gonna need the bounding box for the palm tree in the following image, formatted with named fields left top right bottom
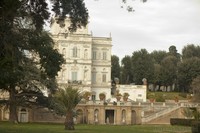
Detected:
left=52, top=86, right=82, bottom=130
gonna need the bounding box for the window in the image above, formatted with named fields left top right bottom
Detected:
left=84, top=49, right=88, bottom=59
left=72, top=72, right=77, bottom=81
left=92, top=95, right=96, bottom=101
left=138, top=94, right=142, bottom=97
left=73, top=46, right=77, bottom=57
left=62, top=70, right=66, bottom=80
left=62, top=48, right=66, bottom=58
left=92, top=51, right=97, bottom=60
left=102, top=74, right=106, bottom=82
left=103, top=51, right=107, bottom=60
left=92, top=72, right=96, bottom=83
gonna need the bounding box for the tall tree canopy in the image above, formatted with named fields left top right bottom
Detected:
left=182, top=44, right=200, bottom=60
left=159, top=55, right=178, bottom=89
left=131, top=49, right=154, bottom=85
left=150, top=50, right=167, bottom=65
left=121, top=55, right=133, bottom=84
left=157, top=46, right=180, bottom=91
left=0, top=0, right=88, bottom=122
left=150, top=50, right=168, bottom=91
left=111, top=55, right=120, bottom=82
left=177, top=57, right=200, bottom=92
left=191, top=76, right=200, bottom=102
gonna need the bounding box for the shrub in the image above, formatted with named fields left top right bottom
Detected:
left=170, top=118, right=193, bottom=126
left=191, top=121, right=200, bottom=133
left=82, top=91, right=91, bottom=101
left=156, top=95, right=165, bottom=102
left=179, top=93, right=187, bottom=98
left=147, top=93, right=155, bottom=99
left=182, top=108, right=194, bottom=119
left=99, top=93, right=106, bottom=101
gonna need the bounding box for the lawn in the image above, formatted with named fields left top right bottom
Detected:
left=0, top=122, right=192, bottom=133
left=147, top=92, right=189, bottom=101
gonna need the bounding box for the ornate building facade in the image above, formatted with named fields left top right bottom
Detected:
left=50, top=18, right=112, bottom=101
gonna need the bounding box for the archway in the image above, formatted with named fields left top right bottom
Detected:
left=94, top=109, right=99, bottom=124
left=131, top=110, right=136, bottom=124
left=105, top=110, right=114, bottom=124
left=19, top=108, right=28, bottom=122
left=76, top=109, right=84, bottom=124
left=121, top=109, right=126, bottom=124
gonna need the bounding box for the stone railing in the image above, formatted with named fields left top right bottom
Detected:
left=141, top=106, right=180, bottom=123
left=141, top=102, right=200, bottom=123
left=68, top=80, right=82, bottom=85
left=78, top=100, right=200, bottom=108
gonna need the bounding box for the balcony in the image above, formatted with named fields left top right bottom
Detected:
left=68, top=80, right=82, bottom=85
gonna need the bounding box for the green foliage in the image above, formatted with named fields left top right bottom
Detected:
left=182, top=44, right=200, bottom=60
left=155, top=95, right=165, bottom=102
left=147, top=92, right=188, bottom=100
left=0, top=0, right=88, bottom=122
left=0, top=122, right=192, bottom=133
left=121, top=55, right=133, bottom=84
left=160, top=55, right=178, bottom=87
left=131, top=49, right=154, bottom=84
left=182, top=108, right=194, bottom=119
left=168, top=45, right=181, bottom=61
left=150, top=50, right=168, bottom=65
left=191, top=121, right=200, bottom=133
left=50, top=86, right=82, bottom=115
left=123, top=92, right=129, bottom=97
left=170, top=118, right=193, bottom=126
left=147, top=92, right=155, bottom=99
left=82, top=91, right=91, bottom=101
left=178, top=93, right=187, bottom=98
left=111, top=55, right=121, bottom=81
left=178, top=57, right=200, bottom=92
left=190, top=108, right=200, bottom=120
left=191, top=76, right=200, bottom=102
left=99, top=93, right=106, bottom=100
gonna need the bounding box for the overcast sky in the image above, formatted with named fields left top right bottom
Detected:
left=84, top=0, right=200, bottom=59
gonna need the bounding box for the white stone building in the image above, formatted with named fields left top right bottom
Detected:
left=50, top=18, right=112, bottom=101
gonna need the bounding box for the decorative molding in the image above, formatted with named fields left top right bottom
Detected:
left=83, top=45, right=90, bottom=48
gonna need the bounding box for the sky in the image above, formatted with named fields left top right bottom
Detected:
left=84, top=0, right=200, bottom=59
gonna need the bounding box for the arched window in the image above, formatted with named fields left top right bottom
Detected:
left=76, top=109, right=84, bottom=124
left=73, top=46, right=77, bottom=57
left=122, top=109, right=126, bottom=124
left=94, top=109, right=99, bottom=123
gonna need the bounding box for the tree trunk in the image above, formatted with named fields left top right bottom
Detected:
left=65, top=111, right=75, bottom=130
left=9, top=86, right=18, bottom=123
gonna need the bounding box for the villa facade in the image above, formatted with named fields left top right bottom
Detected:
left=0, top=18, right=146, bottom=125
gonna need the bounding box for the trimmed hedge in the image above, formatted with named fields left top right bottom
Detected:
left=191, top=121, right=200, bottom=133
left=170, top=118, right=193, bottom=126
left=170, top=118, right=200, bottom=133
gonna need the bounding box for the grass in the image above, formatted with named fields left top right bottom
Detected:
left=147, top=92, right=189, bottom=101
left=0, top=122, right=192, bottom=133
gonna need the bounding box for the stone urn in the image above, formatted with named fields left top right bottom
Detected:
left=99, top=93, right=106, bottom=101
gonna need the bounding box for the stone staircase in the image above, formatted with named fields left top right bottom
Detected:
left=142, top=105, right=181, bottom=124
left=141, top=102, right=200, bottom=124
